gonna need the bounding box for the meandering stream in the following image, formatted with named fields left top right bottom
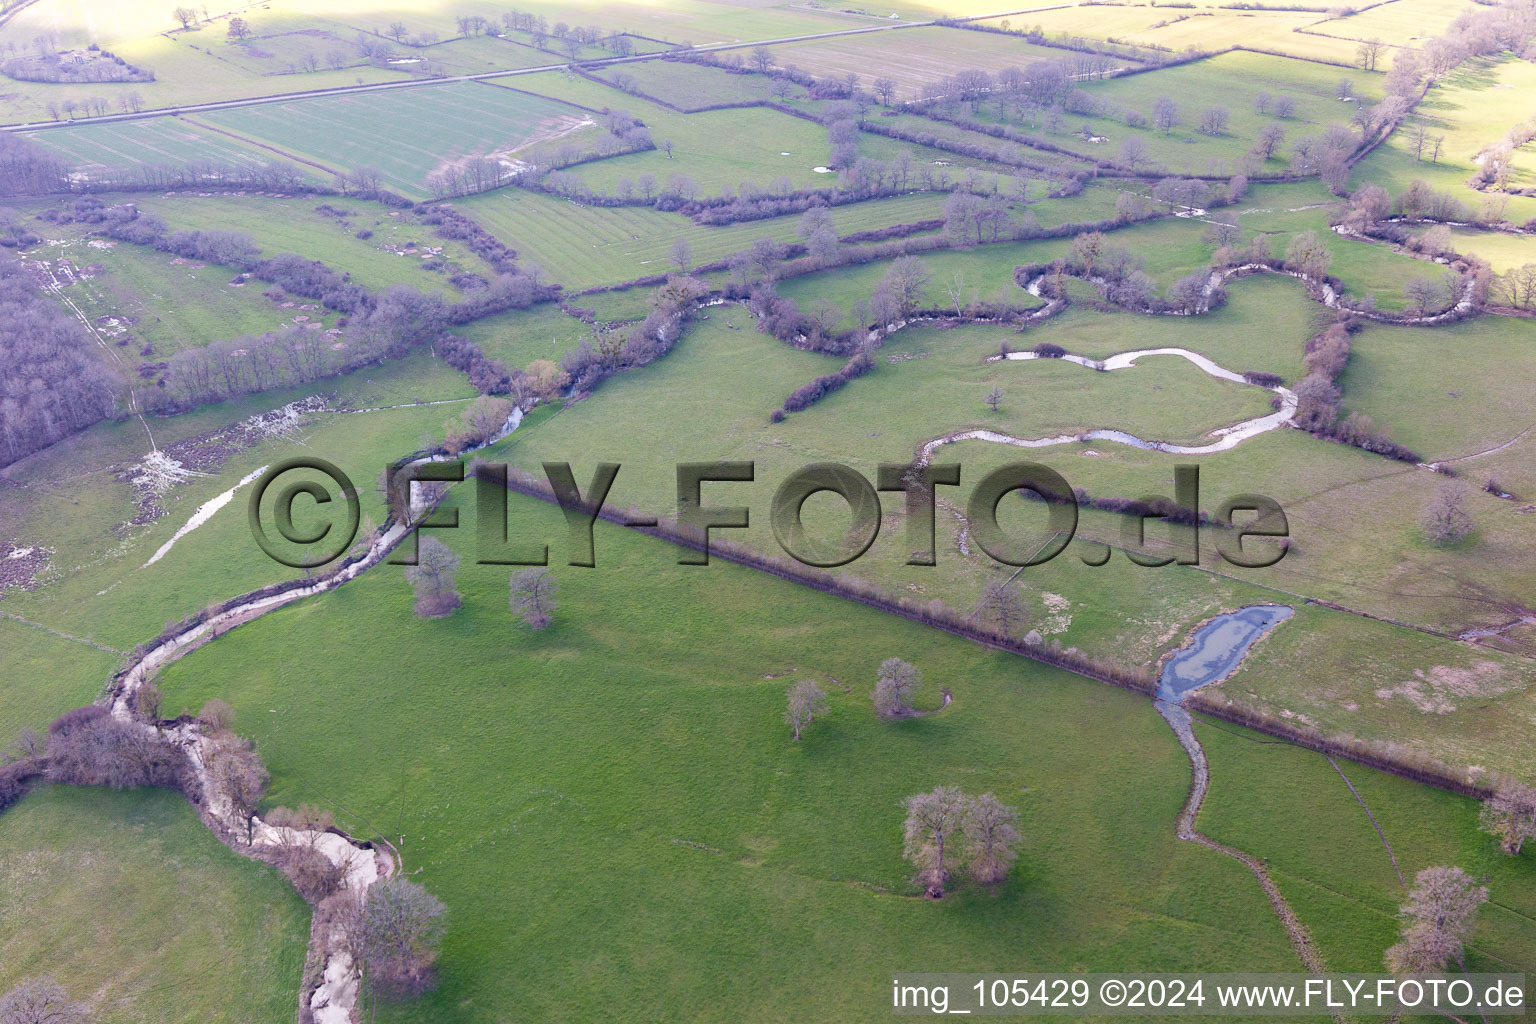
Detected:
left=918, top=347, right=1297, bottom=464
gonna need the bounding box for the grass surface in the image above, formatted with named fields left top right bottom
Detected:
left=0, top=785, right=310, bottom=1023
left=1196, top=717, right=1536, bottom=975
left=154, top=488, right=1303, bottom=1023
left=128, top=192, right=497, bottom=295
left=198, top=80, right=592, bottom=194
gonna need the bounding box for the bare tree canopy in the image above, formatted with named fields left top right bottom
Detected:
left=510, top=567, right=557, bottom=629
left=784, top=679, right=828, bottom=740
left=0, top=977, right=87, bottom=1024
left=1481, top=780, right=1536, bottom=855
left=1421, top=482, right=1474, bottom=546
left=406, top=536, right=462, bottom=617
left=359, top=877, right=448, bottom=998
left=973, top=580, right=1029, bottom=638
left=872, top=657, right=920, bottom=719
left=903, top=786, right=968, bottom=896
left=964, top=792, right=1022, bottom=884
left=1385, top=865, right=1487, bottom=974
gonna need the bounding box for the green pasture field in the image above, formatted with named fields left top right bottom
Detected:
left=0, top=623, right=120, bottom=745
left=0, top=350, right=477, bottom=739
left=593, top=58, right=807, bottom=109
left=454, top=188, right=951, bottom=290
left=197, top=81, right=593, bottom=194
left=1356, top=56, right=1536, bottom=224
left=555, top=104, right=838, bottom=195
left=128, top=192, right=498, bottom=295
left=23, top=117, right=303, bottom=175
left=454, top=303, right=598, bottom=369
left=0, top=785, right=310, bottom=1024
left=757, top=26, right=1137, bottom=103
left=1042, top=51, right=1383, bottom=178
left=0, top=28, right=405, bottom=126
left=467, top=269, right=1536, bottom=772
left=21, top=235, right=329, bottom=358
left=1220, top=200, right=1458, bottom=310
left=875, top=111, right=1094, bottom=175
left=969, top=8, right=1372, bottom=65
left=213, top=26, right=371, bottom=76
left=153, top=486, right=1303, bottom=1023
left=1195, top=719, right=1536, bottom=975
left=1340, top=313, right=1536, bottom=460
left=279, top=0, right=868, bottom=47
left=1446, top=228, right=1536, bottom=275
left=1309, top=0, right=1478, bottom=47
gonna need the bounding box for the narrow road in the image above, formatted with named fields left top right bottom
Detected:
left=1, top=4, right=1080, bottom=131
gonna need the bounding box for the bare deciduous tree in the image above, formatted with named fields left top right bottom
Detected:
left=1356, top=36, right=1386, bottom=71
left=1420, top=481, right=1473, bottom=546
left=172, top=6, right=198, bottom=29
left=1384, top=866, right=1487, bottom=974
left=0, top=977, right=87, bottom=1024
left=358, top=877, right=447, bottom=999
left=406, top=536, right=462, bottom=617
left=509, top=567, right=557, bottom=629
left=985, top=385, right=1003, bottom=412
left=963, top=792, right=1022, bottom=884
left=903, top=786, right=968, bottom=896
left=881, top=256, right=932, bottom=315
left=784, top=679, right=828, bottom=740
left=872, top=657, right=920, bottom=719
left=973, top=580, right=1028, bottom=638
left=205, top=727, right=268, bottom=843
left=1480, top=780, right=1536, bottom=855
left=669, top=236, right=692, bottom=274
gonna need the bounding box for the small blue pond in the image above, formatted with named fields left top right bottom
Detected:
left=1157, top=605, right=1294, bottom=703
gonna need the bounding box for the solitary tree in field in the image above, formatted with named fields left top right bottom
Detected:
left=1202, top=214, right=1239, bottom=248
left=963, top=792, right=1022, bottom=884
left=784, top=679, right=828, bottom=741
left=509, top=567, right=557, bottom=629
left=1271, top=94, right=1296, bottom=118
left=873, top=76, right=896, bottom=106
left=660, top=138, right=675, bottom=159
left=1481, top=780, right=1536, bottom=855
left=1253, top=90, right=1272, bottom=114
left=406, top=536, right=462, bottom=617
left=669, top=236, right=692, bottom=274
left=1421, top=482, right=1474, bottom=546
left=387, top=20, right=408, bottom=43
left=1152, top=95, right=1178, bottom=135
left=872, top=657, right=920, bottom=719
left=985, top=385, right=1003, bottom=412
left=973, top=579, right=1028, bottom=638
left=0, top=977, right=87, bottom=1024
left=1117, top=135, right=1149, bottom=171
left=1254, top=121, right=1286, bottom=160
left=1385, top=866, right=1487, bottom=974
left=172, top=6, right=198, bottom=28
left=226, top=15, right=249, bottom=39
left=903, top=787, right=968, bottom=896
